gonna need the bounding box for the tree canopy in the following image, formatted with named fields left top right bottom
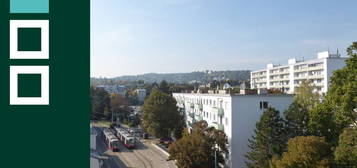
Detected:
left=272, top=136, right=332, bottom=168
left=309, top=42, right=357, bottom=143
left=294, top=80, right=320, bottom=111
left=91, top=87, right=111, bottom=120
left=334, top=128, right=357, bottom=167
left=284, top=102, right=310, bottom=138
left=245, top=107, right=287, bottom=168
left=159, top=80, right=170, bottom=94
left=141, top=88, right=181, bottom=138
left=169, top=121, right=228, bottom=168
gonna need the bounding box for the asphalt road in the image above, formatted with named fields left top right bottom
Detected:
left=95, top=127, right=127, bottom=168
left=93, top=126, right=177, bottom=168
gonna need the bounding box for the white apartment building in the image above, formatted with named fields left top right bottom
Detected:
left=136, top=89, right=147, bottom=102
left=172, top=93, right=293, bottom=168
left=97, top=85, right=126, bottom=96
left=251, top=51, right=347, bottom=94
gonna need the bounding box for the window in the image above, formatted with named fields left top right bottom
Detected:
left=260, top=101, right=269, bottom=109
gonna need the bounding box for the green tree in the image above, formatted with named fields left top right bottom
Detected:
left=294, top=80, right=320, bottom=111
left=308, top=103, right=338, bottom=143
left=272, top=136, right=332, bottom=168
left=90, top=87, right=111, bottom=120
left=325, top=42, right=357, bottom=129
left=309, top=42, right=357, bottom=143
left=159, top=80, right=170, bottom=94
left=334, top=128, right=357, bottom=168
left=173, top=112, right=186, bottom=139
left=168, top=121, right=228, bottom=168
left=284, top=80, right=320, bottom=139
left=110, top=94, right=130, bottom=123
left=284, top=102, right=310, bottom=138
left=141, top=88, right=180, bottom=138
left=245, top=107, right=287, bottom=168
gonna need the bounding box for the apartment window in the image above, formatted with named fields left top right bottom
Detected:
left=260, top=101, right=269, bottom=109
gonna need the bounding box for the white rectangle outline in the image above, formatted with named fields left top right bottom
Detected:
left=10, top=20, right=49, bottom=59
left=10, top=66, right=49, bottom=105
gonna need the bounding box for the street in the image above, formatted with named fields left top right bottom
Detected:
left=94, top=126, right=177, bottom=168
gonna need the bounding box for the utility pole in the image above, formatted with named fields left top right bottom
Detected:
left=215, top=150, right=217, bottom=168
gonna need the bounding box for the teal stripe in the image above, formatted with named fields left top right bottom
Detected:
left=10, top=0, right=49, bottom=13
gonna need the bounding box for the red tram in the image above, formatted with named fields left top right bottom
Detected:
left=115, top=127, right=135, bottom=149
left=102, top=128, right=120, bottom=152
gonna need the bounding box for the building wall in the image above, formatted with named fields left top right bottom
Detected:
left=231, top=95, right=293, bottom=168
left=90, top=127, right=97, bottom=150
left=324, top=58, right=346, bottom=93
left=173, top=93, right=293, bottom=168
left=251, top=51, right=347, bottom=94
left=136, top=89, right=146, bottom=101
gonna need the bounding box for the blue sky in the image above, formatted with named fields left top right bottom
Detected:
left=91, top=0, right=357, bottom=77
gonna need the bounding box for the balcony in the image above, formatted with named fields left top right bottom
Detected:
left=308, top=74, right=324, bottom=79
left=307, top=65, right=324, bottom=71
left=187, top=121, right=193, bottom=127
left=187, top=116, right=193, bottom=123
left=212, top=107, right=224, bottom=116
left=294, top=75, right=308, bottom=80
left=269, top=78, right=283, bottom=82
left=188, top=103, right=194, bottom=109
left=271, top=70, right=289, bottom=75
left=196, top=103, right=203, bottom=111
left=212, top=122, right=224, bottom=131
left=294, top=68, right=308, bottom=72
left=178, top=108, right=185, bottom=113
left=188, top=112, right=195, bottom=118
left=196, top=115, right=203, bottom=121
left=218, top=108, right=224, bottom=117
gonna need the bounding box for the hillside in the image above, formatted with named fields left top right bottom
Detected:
left=92, top=70, right=251, bottom=84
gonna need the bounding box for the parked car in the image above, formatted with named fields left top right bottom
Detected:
left=142, top=133, right=149, bottom=139
left=159, top=137, right=173, bottom=144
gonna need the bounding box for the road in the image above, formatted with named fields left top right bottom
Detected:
left=94, top=126, right=177, bottom=168
left=95, top=127, right=127, bottom=168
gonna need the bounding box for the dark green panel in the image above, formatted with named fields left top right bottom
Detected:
left=18, top=74, right=42, bottom=97
left=18, top=28, right=42, bottom=51
left=0, top=0, right=90, bottom=167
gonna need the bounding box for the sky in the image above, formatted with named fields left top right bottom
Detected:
left=91, top=0, right=357, bottom=77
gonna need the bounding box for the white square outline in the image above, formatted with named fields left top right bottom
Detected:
left=10, top=66, right=49, bottom=105
left=10, top=20, right=49, bottom=59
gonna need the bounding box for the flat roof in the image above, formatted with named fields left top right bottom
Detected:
left=251, top=57, right=348, bottom=73
left=173, top=93, right=294, bottom=97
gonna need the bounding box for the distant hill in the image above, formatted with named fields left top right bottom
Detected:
left=92, top=70, right=251, bottom=84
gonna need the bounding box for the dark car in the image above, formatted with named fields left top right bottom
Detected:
left=142, top=133, right=149, bottom=139
left=159, top=137, right=173, bottom=144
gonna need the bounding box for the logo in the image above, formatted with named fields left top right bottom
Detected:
left=9, top=0, right=49, bottom=105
